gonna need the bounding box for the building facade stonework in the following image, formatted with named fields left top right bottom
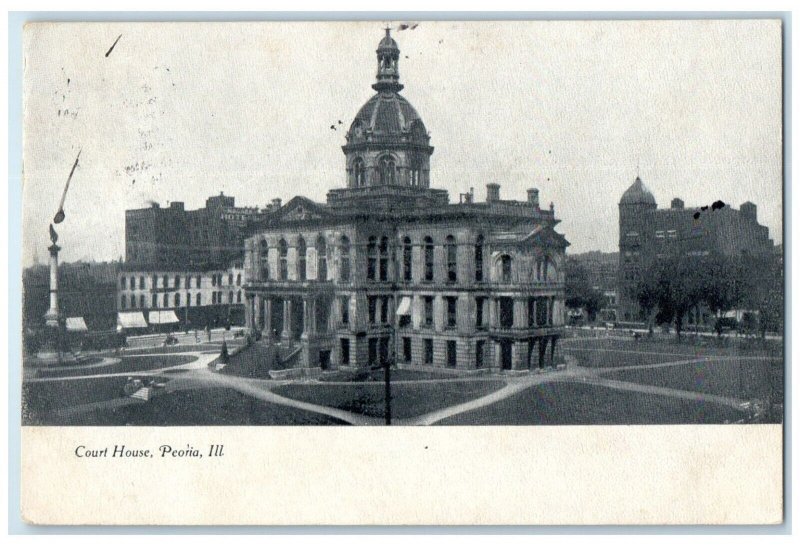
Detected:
left=243, top=31, right=569, bottom=372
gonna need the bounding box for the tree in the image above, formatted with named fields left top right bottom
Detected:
left=565, top=258, right=605, bottom=321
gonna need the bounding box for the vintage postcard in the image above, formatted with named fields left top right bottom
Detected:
left=19, top=20, right=784, bottom=525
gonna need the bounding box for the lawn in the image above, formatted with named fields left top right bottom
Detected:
left=437, top=381, right=748, bottom=425
left=561, top=336, right=782, bottom=369
left=71, top=387, right=348, bottom=425
left=272, top=379, right=505, bottom=419
left=33, top=354, right=196, bottom=378
left=22, top=376, right=134, bottom=424
left=602, top=358, right=782, bottom=401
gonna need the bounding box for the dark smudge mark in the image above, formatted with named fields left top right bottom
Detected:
left=693, top=212, right=701, bottom=219
left=711, top=200, right=725, bottom=211
left=105, top=34, right=122, bottom=58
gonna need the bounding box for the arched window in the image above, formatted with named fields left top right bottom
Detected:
left=196, top=293, right=201, bottom=306
left=278, top=239, right=288, bottom=280
left=402, top=236, right=412, bottom=281
left=474, top=234, right=485, bottom=282
left=367, top=236, right=377, bottom=281
left=228, top=291, right=233, bottom=303
left=228, top=273, right=233, bottom=285
left=353, top=157, right=366, bottom=187
left=174, top=275, right=180, bottom=289
left=237, top=291, right=242, bottom=303
left=130, top=294, right=136, bottom=308
left=340, top=236, right=351, bottom=282
left=316, top=235, right=327, bottom=281
left=196, top=275, right=201, bottom=288
left=423, top=236, right=434, bottom=281
left=236, top=273, right=241, bottom=286
left=163, top=293, right=169, bottom=307
left=297, top=237, right=307, bottom=281
left=140, top=295, right=145, bottom=308
left=445, top=235, right=457, bottom=283
left=139, top=276, right=145, bottom=289
left=120, top=277, right=126, bottom=289
left=378, top=156, right=396, bottom=185
left=163, top=275, right=169, bottom=288
left=379, top=236, right=389, bottom=281
left=175, top=293, right=181, bottom=307
left=120, top=295, right=126, bottom=309
left=152, top=275, right=158, bottom=288
left=500, top=255, right=513, bottom=282
left=130, top=276, right=135, bottom=289
left=259, top=239, right=269, bottom=280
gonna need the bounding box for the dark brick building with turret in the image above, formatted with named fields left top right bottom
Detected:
left=618, top=176, right=775, bottom=323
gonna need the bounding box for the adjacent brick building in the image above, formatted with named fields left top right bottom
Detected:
left=617, top=176, right=775, bottom=323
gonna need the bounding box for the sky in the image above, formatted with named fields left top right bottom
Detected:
left=22, top=20, right=783, bottom=266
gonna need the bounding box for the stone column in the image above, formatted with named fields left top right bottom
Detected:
left=550, top=336, right=558, bottom=368
left=44, top=243, right=61, bottom=328
left=301, top=297, right=309, bottom=339
left=245, top=295, right=254, bottom=331
left=281, top=299, right=292, bottom=341
left=263, top=298, right=273, bottom=340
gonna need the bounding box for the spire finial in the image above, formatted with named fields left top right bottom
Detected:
left=373, top=28, right=403, bottom=93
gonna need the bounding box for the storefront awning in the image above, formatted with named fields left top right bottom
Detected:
left=117, top=311, right=148, bottom=329
left=65, top=317, right=88, bottom=332
left=396, top=296, right=412, bottom=316
left=148, top=310, right=180, bottom=324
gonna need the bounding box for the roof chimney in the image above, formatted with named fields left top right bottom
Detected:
left=271, top=198, right=282, bottom=210
left=671, top=198, right=684, bottom=209
left=486, top=183, right=500, bottom=203
left=740, top=201, right=757, bottom=222
left=527, top=188, right=540, bottom=208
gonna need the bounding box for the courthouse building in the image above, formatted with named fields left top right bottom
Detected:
left=242, top=30, right=569, bottom=371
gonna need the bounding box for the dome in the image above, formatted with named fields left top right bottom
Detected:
left=378, top=32, right=398, bottom=50
left=620, top=176, right=656, bottom=206
left=347, top=92, right=428, bottom=143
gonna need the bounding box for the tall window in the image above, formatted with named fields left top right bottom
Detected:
left=212, top=274, right=217, bottom=287
left=139, top=276, right=145, bottom=289
left=228, top=291, right=233, bottom=303
left=153, top=275, right=158, bottom=288
left=380, top=296, right=390, bottom=324
left=445, top=235, right=457, bottom=283
left=163, top=275, right=169, bottom=288
left=152, top=294, right=158, bottom=308
left=423, top=236, right=434, bottom=281
left=140, top=294, right=145, bottom=308
left=378, top=155, right=396, bottom=185
left=237, top=291, right=242, bottom=303
left=316, top=235, right=327, bottom=281
left=474, top=234, right=484, bottom=282
left=236, top=273, right=241, bottom=286
left=196, top=275, right=201, bottom=288
left=379, top=236, right=389, bottom=281
left=175, top=293, right=181, bottom=307
left=130, top=294, right=136, bottom=308
left=174, top=275, right=180, bottom=289
left=340, top=296, right=349, bottom=324
left=476, top=297, right=485, bottom=328
left=500, top=255, right=512, bottom=282
left=259, top=240, right=269, bottom=280
left=368, top=297, right=377, bottom=324
left=446, top=296, right=457, bottom=328
left=424, top=296, right=434, bottom=327
left=130, top=276, right=135, bottom=289
left=499, top=297, right=514, bottom=328
left=340, top=236, right=351, bottom=282
left=163, top=293, right=169, bottom=307
left=402, top=237, right=412, bottom=281
left=120, top=295, right=126, bottom=309
left=367, top=236, right=377, bottom=281
left=353, top=157, right=366, bottom=187
left=424, top=339, right=433, bottom=365
left=278, top=239, right=288, bottom=280
left=196, top=293, right=201, bottom=306
left=297, top=237, right=307, bottom=281
left=120, top=277, right=126, bottom=289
